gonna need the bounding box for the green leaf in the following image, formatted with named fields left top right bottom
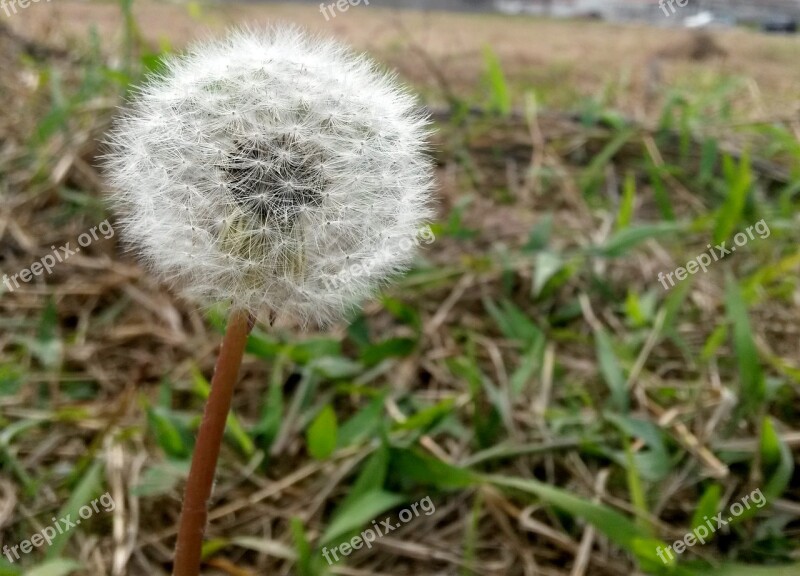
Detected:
left=245, top=332, right=283, bottom=359
left=0, top=364, right=24, bottom=397
left=482, top=47, right=511, bottom=117
left=533, top=252, right=564, bottom=297
left=624, top=439, right=652, bottom=535
left=131, top=460, right=189, bottom=497
left=760, top=417, right=794, bottom=500
left=713, top=153, right=752, bottom=244
left=591, top=222, right=685, bottom=258
left=395, top=398, right=455, bottom=433
left=338, top=394, right=386, bottom=448
left=605, top=413, right=670, bottom=482
left=0, top=562, right=21, bottom=575
left=624, top=290, right=655, bottom=328
left=691, top=484, right=722, bottom=536
left=698, top=137, right=719, bottom=186
left=483, top=299, right=543, bottom=344
left=701, top=325, right=728, bottom=362
left=580, top=128, right=636, bottom=192
left=0, top=555, right=21, bottom=575
left=605, top=414, right=668, bottom=457
left=316, top=447, right=396, bottom=557
left=725, top=277, right=765, bottom=412
left=661, top=277, right=692, bottom=335
left=389, top=449, right=477, bottom=492
left=594, top=328, right=629, bottom=413
left=348, top=444, right=391, bottom=498
left=509, top=342, right=544, bottom=396
left=310, top=357, right=364, bottom=380
left=322, top=490, right=407, bottom=545
left=646, top=162, right=676, bottom=221
left=247, top=334, right=341, bottom=365
left=487, top=475, right=666, bottom=568
left=522, top=213, right=553, bottom=252
left=447, top=354, right=504, bottom=448
left=146, top=406, right=192, bottom=459
left=24, top=560, right=81, bottom=576
left=306, top=405, right=338, bottom=460
left=21, top=299, right=63, bottom=369
left=46, top=462, right=104, bottom=559
left=290, top=518, right=314, bottom=576
left=347, top=314, right=371, bottom=348
left=616, top=172, right=637, bottom=230
left=255, top=355, right=287, bottom=451
left=287, top=338, right=343, bottom=364
left=201, top=538, right=231, bottom=560
left=381, top=297, right=422, bottom=332
left=462, top=492, right=482, bottom=575
left=360, top=338, right=416, bottom=366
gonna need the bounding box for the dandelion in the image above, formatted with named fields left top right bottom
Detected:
left=104, top=26, right=434, bottom=576
left=106, top=26, right=433, bottom=326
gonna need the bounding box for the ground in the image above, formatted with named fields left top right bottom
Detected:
left=0, top=3, right=798, bottom=576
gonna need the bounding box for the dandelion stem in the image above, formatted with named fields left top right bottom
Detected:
left=173, top=308, right=255, bottom=576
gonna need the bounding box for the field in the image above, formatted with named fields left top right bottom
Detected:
left=0, top=2, right=799, bottom=576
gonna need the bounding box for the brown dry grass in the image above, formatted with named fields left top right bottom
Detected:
left=1, top=4, right=799, bottom=576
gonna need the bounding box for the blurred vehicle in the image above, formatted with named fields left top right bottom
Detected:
left=762, top=16, right=798, bottom=33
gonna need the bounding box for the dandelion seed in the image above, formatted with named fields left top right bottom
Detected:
left=106, top=26, right=435, bottom=326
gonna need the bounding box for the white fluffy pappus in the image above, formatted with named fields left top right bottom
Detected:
left=105, top=26, right=435, bottom=325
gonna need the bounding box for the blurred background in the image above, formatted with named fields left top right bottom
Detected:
left=1, top=1, right=799, bottom=575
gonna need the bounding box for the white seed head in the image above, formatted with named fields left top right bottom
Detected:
left=105, top=26, right=435, bottom=326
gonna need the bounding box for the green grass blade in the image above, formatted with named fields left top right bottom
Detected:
left=487, top=475, right=666, bottom=568
left=724, top=277, right=766, bottom=413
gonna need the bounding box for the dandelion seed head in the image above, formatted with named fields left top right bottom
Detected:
left=105, top=26, right=435, bottom=325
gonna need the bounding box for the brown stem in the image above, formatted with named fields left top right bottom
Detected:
left=173, top=309, right=254, bottom=576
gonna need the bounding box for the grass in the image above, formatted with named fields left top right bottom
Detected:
left=0, top=2, right=798, bottom=575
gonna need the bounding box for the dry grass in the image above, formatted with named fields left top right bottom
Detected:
left=0, top=3, right=799, bottom=576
